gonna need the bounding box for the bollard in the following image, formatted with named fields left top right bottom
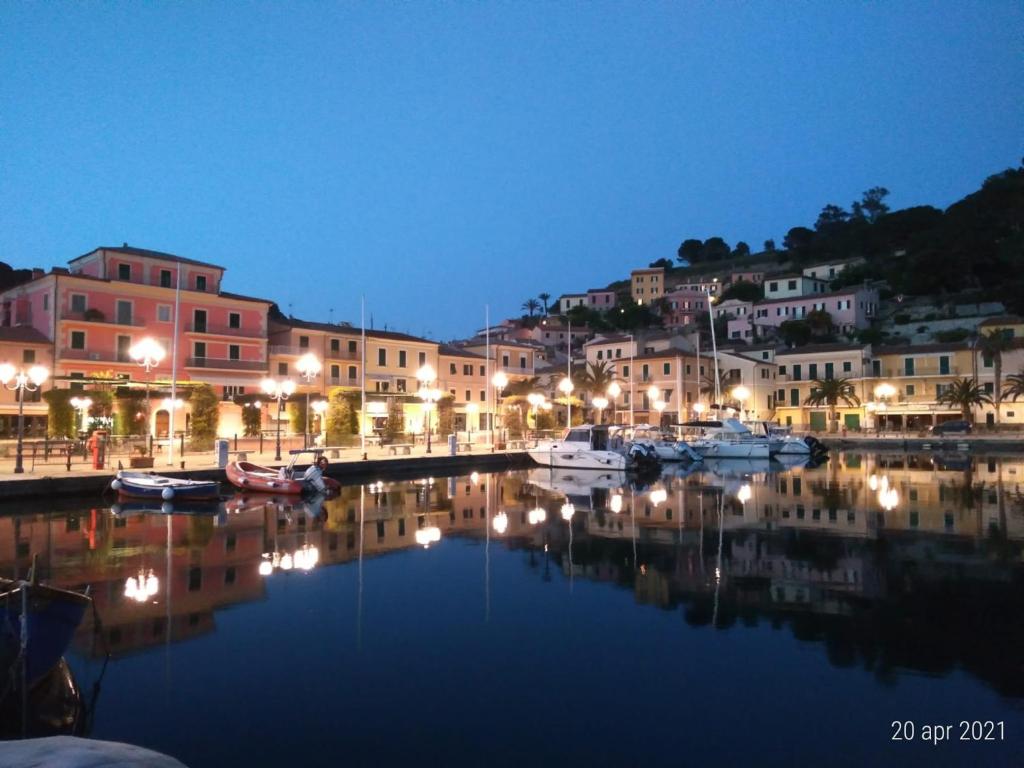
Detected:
left=259, top=432, right=264, bottom=454
left=180, top=433, right=185, bottom=456
left=234, top=433, right=238, bottom=451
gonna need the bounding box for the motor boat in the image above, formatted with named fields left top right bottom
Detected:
left=683, top=418, right=770, bottom=459
left=226, top=448, right=341, bottom=496
left=111, top=471, right=220, bottom=501
left=529, top=425, right=662, bottom=471
left=527, top=467, right=627, bottom=495
left=109, top=499, right=225, bottom=517
left=744, top=421, right=828, bottom=457
left=615, top=424, right=702, bottom=463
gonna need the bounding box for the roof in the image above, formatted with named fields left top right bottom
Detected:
left=273, top=311, right=430, bottom=343
left=978, top=315, right=1024, bottom=327
left=439, top=344, right=485, bottom=359
left=586, top=287, right=615, bottom=294
left=631, top=267, right=664, bottom=274
left=765, top=272, right=822, bottom=281
left=212, top=291, right=274, bottom=305
left=874, top=341, right=969, bottom=355
left=72, top=245, right=224, bottom=271
left=776, top=342, right=867, bottom=356
left=753, top=285, right=876, bottom=307
left=0, top=326, right=50, bottom=344
left=558, top=292, right=587, bottom=299
left=803, top=257, right=865, bottom=269
left=584, top=335, right=632, bottom=345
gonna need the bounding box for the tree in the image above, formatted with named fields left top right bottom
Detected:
left=384, top=398, right=404, bottom=440
left=42, top=389, right=75, bottom=438
left=979, top=329, right=1013, bottom=424
left=783, top=226, right=815, bottom=253
left=851, top=186, right=890, bottom=223
left=437, top=394, right=454, bottom=437
left=677, top=238, right=703, bottom=264
left=649, top=257, right=674, bottom=269
left=1002, top=371, right=1024, bottom=403
left=732, top=241, right=751, bottom=258
left=114, top=392, right=146, bottom=436
left=815, top=204, right=850, bottom=231
left=778, top=319, right=813, bottom=347
left=522, top=298, right=541, bottom=317
left=188, top=383, right=220, bottom=450
left=763, top=239, right=776, bottom=252
left=803, top=378, right=860, bottom=432
left=719, top=280, right=763, bottom=303
left=700, top=237, right=731, bottom=262
left=577, top=361, right=616, bottom=397
left=806, top=309, right=835, bottom=338
left=700, top=370, right=732, bottom=403
left=241, top=399, right=263, bottom=437
left=286, top=398, right=307, bottom=434
left=936, top=378, right=992, bottom=423
left=538, top=292, right=552, bottom=315
left=325, top=387, right=357, bottom=444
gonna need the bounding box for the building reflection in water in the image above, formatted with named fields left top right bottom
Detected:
left=0, top=452, right=1022, bottom=695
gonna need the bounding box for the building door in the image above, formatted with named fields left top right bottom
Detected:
left=193, top=309, right=207, bottom=333
left=116, top=300, right=132, bottom=325
left=116, top=335, right=131, bottom=362
left=986, top=413, right=995, bottom=427
left=843, top=413, right=860, bottom=430
left=809, top=412, right=827, bottom=431
left=155, top=409, right=170, bottom=438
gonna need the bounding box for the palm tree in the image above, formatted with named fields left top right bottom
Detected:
left=803, top=377, right=861, bottom=432
left=538, top=293, right=551, bottom=315
left=1002, top=371, right=1024, bottom=402
left=700, top=370, right=733, bottom=405
left=521, top=298, right=541, bottom=317
left=979, top=329, right=1013, bottom=424
left=935, top=377, right=993, bottom=423
left=576, top=361, right=616, bottom=396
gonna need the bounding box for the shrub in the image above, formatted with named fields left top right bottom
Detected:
left=286, top=398, right=307, bottom=435
left=894, top=313, right=911, bottom=325
left=384, top=398, right=404, bottom=441
left=241, top=400, right=262, bottom=437
left=188, top=383, right=219, bottom=450
left=437, top=394, right=454, bottom=437
left=114, top=393, right=146, bottom=436
left=325, top=387, right=357, bottom=444
left=42, top=389, right=76, bottom=438
left=933, top=328, right=970, bottom=343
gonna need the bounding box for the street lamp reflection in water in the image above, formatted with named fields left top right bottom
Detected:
left=560, top=502, right=575, bottom=521
left=527, top=507, right=547, bottom=525
left=492, top=512, right=508, bottom=534
left=124, top=569, right=159, bottom=603
left=610, top=493, right=623, bottom=513
left=415, top=526, right=442, bottom=548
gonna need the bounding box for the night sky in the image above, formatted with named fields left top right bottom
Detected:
left=2, top=2, right=1021, bottom=339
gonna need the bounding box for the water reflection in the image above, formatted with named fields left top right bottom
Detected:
left=0, top=451, right=1022, bottom=701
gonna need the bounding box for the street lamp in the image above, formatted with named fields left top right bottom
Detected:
left=607, top=381, right=621, bottom=424
left=70, top=396, right=92, bottom=435
left=129, top=337, right=166, bottom=439
left=654, top=399, right=667, bottom=427
left=527, top=392, right=545, bottom=432
left=465, top=402, right=478, bottom=443
left=693, top=402, right=706, bottom=419
left=0, top=364, right=49, bottom=474
left=558, top=376, right=574, bottom=427
left=647, top=384, right=660, bottom=418
left=491, top=371, right=508, bottom=447
left=417, top=364, right=440, bottom=453
left=261, top=377, right=296, bottom=461
left=592, top=396, right=609, bottom=425
left=311, top=399, right=328, bottom=444
left=296, top=353, right=322, bottom=449
left=731, top=385, right=751, bottom=418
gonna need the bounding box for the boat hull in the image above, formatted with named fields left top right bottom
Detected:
left=225, top=461, right=340, bottom=496
left=692, top=441, right=770, bottom=459
left=528, top=447, right=626, bottom=471
left=112, top=471, right=220, bottom=501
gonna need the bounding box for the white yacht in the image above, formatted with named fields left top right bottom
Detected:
left=528, top=425, right=627, bottom=471
left=684, top=418, right=771, bottom=459
left=615, top=424, right=703, bottom=463
left=745, top=420, right=812, bottom=455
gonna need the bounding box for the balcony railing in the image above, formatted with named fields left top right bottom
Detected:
left=187, top=322, right=263, bottom=338
left=269, top=344, right=359, bottom=360
left=186, top=357, right=267, bottom=371
left=61, top=310, right=146, bottom=327
left=60, top=348, right=126, bottom=363
left=879, top=365, right=962, bottom=378
left=327, top=376, right=360, bottom=387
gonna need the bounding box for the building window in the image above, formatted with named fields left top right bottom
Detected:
left=904, top=358, right=915, bottom=376
left=348, top=365, right=356, bottom=380
left=792, top=365, right=801, bottom=381
left=229, top=344, right=240, bottom=361
left=465, top=389, right=471, bottom=401
left=843, top=361, right=852, bottom=373
left=193, top=309, right=207, bottom=333
left=790, top=388, right=799, bottom=407
left=396, top=379, right=406, bottom=393
left=824, top=362, right=834, bottom=379
left=520, top=355, right=527, bottom=369
left=157, top=305, right=171, bottom=322
left=462, top=364, right=471, bottom=375
left=193, top=341, right=206, bottom=359
left=278, top=362, right=287, bottom=375
left=809, top=363, right=818, bottom=379
left=905, top=384, right=915, bottom=396
left=70, top=331, right=85, bottom=350
left=330, top=338, right=340, bottom=354
left=939, top=355, right=950, bottom=375
left=42, top=294, right=48, bottom=310
left=70, top=294, right=86, bottom=313
left=195, top=275, right=207, bottom=291
left=160, top=269, right=172, bottom=288
left=480, top=390, right=486, bottom=401
left=788, top=280, right=797, bottom=290
left=378, top=348, right=386, bottom=366
left=419, top=351, right=426, bottom=366
left=398, top=350, right=407, bottom=368
left=116, top=300, right=133, bottom=325
left=330, top=364, right=340, bottom=380
left=502, top=354, right=510, bottom=368
left=348, top=340, right=357, bottom=354
left=622, top=365, right=629, bottom=378
left=118, top=263, right=131, bottom=281
left=663, top=362, right=670, bottom=375
left=229, top=312, right=241, bottom=329
left=23, top=349, right=35, bottom=363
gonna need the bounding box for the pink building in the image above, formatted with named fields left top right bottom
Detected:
left=662, top=289, right=709, bottom=329
left=0, top=245, right=272, bottom=437
left=727, top=270, right=764, bottom=285
left=586, top=288, right=617, bottom=311
left=728, top=285, right=879, bottom=340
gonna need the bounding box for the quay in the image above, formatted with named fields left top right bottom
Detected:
left=0, top=443, right=534, bottom=503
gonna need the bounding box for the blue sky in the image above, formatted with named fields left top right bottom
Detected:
left=2, top=2, right=1021, bottom=339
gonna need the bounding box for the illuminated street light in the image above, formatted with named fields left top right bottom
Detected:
left=129, top=337, right=166, bottom=439
left=737, top=484, right=752, bottom=504
left=261, top=377, right=296, bottom=460
left=592, top=395, right=609, bottom=425
left=610, top=493, right=623, bottom=513
left=296, top=352, right=322, bottom=449
left=559, top=377, right=574, bottom=427
left=70, top=396, right=92, bottom=435
left=607, top=381, right=622, bottom=424
left=491, top=371, right=508, bottom=447
left=0, top=364, right=50, bottom=474
left=560, top=502, right=575, bottom=521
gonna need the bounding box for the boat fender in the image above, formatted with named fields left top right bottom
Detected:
left=161, top=487, right=175, bottom=500
left=161, top=502, right=174, bottom=514
left=240, top=478, right=248, bottom=485
left=111, top=479, right=122, bottom=491
left=110, top=503, right=122, bottom=516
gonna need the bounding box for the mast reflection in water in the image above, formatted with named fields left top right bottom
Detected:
left=1, top=451, right=1022, bottom=766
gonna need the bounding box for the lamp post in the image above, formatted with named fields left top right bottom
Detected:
left=873, top=382, right=895, bottom=432
left=527, top=393, right=545, bottom=433
left=592, top=396, right=608, bottom=425
left=261, top=377, right=295, bottom=461
left=296, top=353, right=322, bottom=449
left=693, top=402, right=706, bottom=420
left=129, top=337, right=166, bottom=439
left=311, top=399, right=328, bottom=444
left=607, top=381, right=621, bottom=424
left=558, top=376, right=574, bottom=427
left=647, top=385, right=660, bottom=421
left=731, top=385, right=751, bottom=420
left=654, top=399, right=667, bottom=428
left=0, top=364, right=49, bottom=474
left=70, top=396, right=92, bottom=436
left=465, top=402, right=478, bottom=444
left=416, top=364, right=440, bottom=453
left=491, top=371, right=508, bottom=447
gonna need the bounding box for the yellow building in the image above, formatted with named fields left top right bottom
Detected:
left=630, top=267, right=665, bottom=305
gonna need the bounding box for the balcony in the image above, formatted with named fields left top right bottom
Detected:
left=60, top=348, right=126, bottom=363
left=327, top=376, right=361, bottom=387
left=187, top=322, right=263, bottom=338
left=879, top=365, right=961, bottom=378
left=270, top=344, right=359, bottom=360
left=186, top=357, right=268, bottom=371
left=61, top=310, right=145, bottom=327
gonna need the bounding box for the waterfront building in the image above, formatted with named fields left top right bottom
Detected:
left=0, top=326, right=53, bottom=438
left=763, top=273, right=829, bottom=300
left=586, top=288, right=617, bottom=311
left=671, top=277, right=721, bottom=296
left=661, top=289, right=709, bottom=329
left=726, top=269, right=764, bottom=286
left=630, top=267, right=665, bottom=304
left=438, top=344, right=489, bottom=433
left=557, top=293, right=588, bottom=314
left=0, top=245, right=272, bottom=438
left=772, top=343, right=871, bottom=430
left=459, top=338, right=538, bottom=382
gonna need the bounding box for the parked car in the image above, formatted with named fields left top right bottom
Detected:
left=931, top=420, right=972, bottom=435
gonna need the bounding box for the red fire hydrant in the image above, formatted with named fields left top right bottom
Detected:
left=87, top=429, right=108, bottom=470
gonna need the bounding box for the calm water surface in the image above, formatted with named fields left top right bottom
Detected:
left=3, top=451, right=1024, bottom=767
